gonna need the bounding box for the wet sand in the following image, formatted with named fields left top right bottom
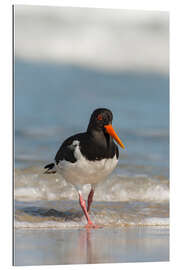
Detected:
left=14, top=226, right=169, bottom=266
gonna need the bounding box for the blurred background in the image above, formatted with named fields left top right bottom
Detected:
left=14, top=5, right=169, bottom=178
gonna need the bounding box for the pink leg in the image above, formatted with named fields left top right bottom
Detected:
left=87, top=189, right=94, bottom=213
left=79, top=192, right=101, bottom=229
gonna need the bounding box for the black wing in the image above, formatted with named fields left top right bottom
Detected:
left=55, top=133, right=83, bottom=164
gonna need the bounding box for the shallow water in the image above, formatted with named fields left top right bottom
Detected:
left=15, top=227, right=169, bottom=265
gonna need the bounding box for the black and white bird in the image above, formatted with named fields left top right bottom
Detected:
left=44, top=108, right=125, bottom=228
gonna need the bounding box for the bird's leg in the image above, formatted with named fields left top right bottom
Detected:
left=78, top=191, right=101, bottom=229
left=79, top=192, right=93, bottom=225
left=87, top=188, right=94, bottom=213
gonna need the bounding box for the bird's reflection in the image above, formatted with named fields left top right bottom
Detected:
left=78, top=228, right=95, bottom=264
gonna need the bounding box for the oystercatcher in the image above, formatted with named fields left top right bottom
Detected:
left=44, top=108, right=125, bottom=228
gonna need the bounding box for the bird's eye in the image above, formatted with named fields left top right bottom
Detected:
left=97, top=114, right=103, bottom=121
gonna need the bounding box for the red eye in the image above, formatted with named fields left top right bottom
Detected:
left=97, top=114, right=103, bottom=121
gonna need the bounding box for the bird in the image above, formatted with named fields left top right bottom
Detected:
left=44, top=108, right=125, bottom=228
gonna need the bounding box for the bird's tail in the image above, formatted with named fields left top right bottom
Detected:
left=44, top=163, right=56, bottom=174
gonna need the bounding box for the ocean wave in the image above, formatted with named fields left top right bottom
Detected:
left=14, top=166, right=169, bottom=203
left=15, top=6, right=169, bottom=73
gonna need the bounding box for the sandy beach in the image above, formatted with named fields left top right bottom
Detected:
left=14, top=226, right=169, bottom=266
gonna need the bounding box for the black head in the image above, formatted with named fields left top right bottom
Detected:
left=87, top=108, right=125, bottom=149
left=87, top=108, right=113, bottom=132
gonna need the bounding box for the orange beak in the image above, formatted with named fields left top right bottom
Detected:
left=104, top=124, right=125, bottom=149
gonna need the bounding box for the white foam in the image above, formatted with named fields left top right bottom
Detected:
left=14, top=167, right=169, bottom=203
left=15, top=220, right=82, bottom=229
left=15, top=187, right=41, bottom=201
left=95, top=174, right=169, bottom=203
left=15, top=217, right=169, bottom=229
left=143, top=217, right=169, bottom=226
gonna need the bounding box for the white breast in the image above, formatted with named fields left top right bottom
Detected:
left=55, top=140, right=118, bottom=186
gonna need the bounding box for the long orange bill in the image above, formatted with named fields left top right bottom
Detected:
left=104, top=124, right=125, bottom=149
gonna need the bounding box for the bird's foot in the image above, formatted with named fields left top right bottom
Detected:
left=85, top=222, right=102, bottom=229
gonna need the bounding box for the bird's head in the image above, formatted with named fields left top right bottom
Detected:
left=87, top=108, right=125, bottom=149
